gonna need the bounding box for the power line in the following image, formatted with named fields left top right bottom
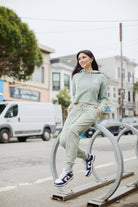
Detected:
left=35, top=25, right=119, bottom=34
left=34, top=24, right=138, bottom=35
left=21, top=17, right=138, bottom=23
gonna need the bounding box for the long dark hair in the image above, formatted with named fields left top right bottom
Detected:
left=72, top=50, right=99, bottom=77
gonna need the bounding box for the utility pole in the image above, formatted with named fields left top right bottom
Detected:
left=120, top=23, right=124, bottom=118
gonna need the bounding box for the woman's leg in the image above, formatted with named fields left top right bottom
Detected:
left=61, top=104, right=97, bottom=172
left=54, top=104, right=97, bottom=186
left=60, top=105, right=88, bottom=163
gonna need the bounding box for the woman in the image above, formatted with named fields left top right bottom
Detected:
left=54, top=50, right=108, bottom=187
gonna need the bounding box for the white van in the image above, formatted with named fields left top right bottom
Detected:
left=0, top=101, right=57, bottom=143
left=54, top=104, right=63, bottom=133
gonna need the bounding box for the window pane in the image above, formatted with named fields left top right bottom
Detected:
left=5, top=105, right=18, bottom=118
left=53, top=74, right=60, bottom=81
left=41, top=67, right=44, bottom=83
left=64, top=74, right=70, bottom=90
left=128, top=72, right=131, bottom=82
left=118, top=67, right=120, bottom=78
left=123, top=89, right=125, bottom=99
left=123, top=68, right=125, bottom=79
left=0, top=104, right=7, bottom=114
left=31, top=67, right=45, bottom=83
left=128, top=91, right=131, bottom=102
left=13, top=105, right=18, bottom=116
left=52, top=73, right=60, bottom=90
left=113, top=88, right=116, bottom=92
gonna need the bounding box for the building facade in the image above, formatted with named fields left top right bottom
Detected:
left=98, top=56, right=137, bottom=118
left=50, top=58, right=74, bottom=103
left=0, top=44, right=54, bottom=103
left=135, top=78, right=138, bottom=116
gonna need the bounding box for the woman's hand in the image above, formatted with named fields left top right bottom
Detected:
left=94, top=105, right=100, bottom=120
left=67, top=107, right=72, bottom=113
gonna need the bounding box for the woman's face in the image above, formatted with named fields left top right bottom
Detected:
left=78, top=53, right=93, bottom=69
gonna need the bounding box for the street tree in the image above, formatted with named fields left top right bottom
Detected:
left=133, top=82, right=138, bottom=102
left=133, top=82, right=138, bottom=93
left=53, top=87, right=71, bottom=124
left=0, top=6, right=43, bottom=81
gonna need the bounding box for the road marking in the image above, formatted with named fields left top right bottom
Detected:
left=0, top=156, right=136, bottom=193
left=34, top=177, right=53, bottom=184
left=0, top=186, right=17, bottom=192
left=19, top=183, right=33, bottom=186
left=95, top=162, right=115, bottom=169
left=94, top=156, right=136, bottom=169
left=124, top=156, right=136, bottom=162
left=79, top=156, right=137, bottom=172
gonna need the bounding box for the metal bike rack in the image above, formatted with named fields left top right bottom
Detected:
left=50, top=122, right=138, bottom=206
left=50, top=124, right=125, bottom=201
left=117, top=123, right=138, bottom=159
left=87, top=122, right=138, bottom=207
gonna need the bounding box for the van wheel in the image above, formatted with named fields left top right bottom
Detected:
left=42, top=128, right=51, bottom=141
left=17, top=137, right=27, bottom=142
left=0, top=129, right=10, bottom=143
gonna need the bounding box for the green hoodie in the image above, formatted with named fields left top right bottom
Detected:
left=70, top=69, right=108, bottom=113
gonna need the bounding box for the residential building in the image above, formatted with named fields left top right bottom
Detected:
left=0, top=44, right=54, bottom=103
left=50, top=58, right=74, bottom=103
left=98, top=56, right=137, bottom=118
left=135, top=78, right=138, bottom=116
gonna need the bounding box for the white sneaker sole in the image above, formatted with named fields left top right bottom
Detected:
left=54, top=176, right=73, bottom=187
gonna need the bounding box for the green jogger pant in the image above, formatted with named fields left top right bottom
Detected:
left=60, top=104, right=98, bottom=172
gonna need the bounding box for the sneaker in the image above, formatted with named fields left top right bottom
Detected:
left=54, top=168, right=73, bottom=187
left=85, top=153, right=95, bottom=177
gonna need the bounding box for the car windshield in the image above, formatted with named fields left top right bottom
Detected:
left=97, top=119, right=119, bottom=125
left=120, top=117, right=135, bottom=123
left=0, top=104, right=7, bottom=115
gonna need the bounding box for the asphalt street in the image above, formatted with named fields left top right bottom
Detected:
left=0, top=135, right=138, bottom=207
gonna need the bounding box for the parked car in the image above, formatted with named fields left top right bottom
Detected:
left=97, top=119, right=120, bottom=136
left=119, top=116, right=138, bottom=135
left=84, top=126, right=96, bottom=138
left=84, top=119, right=120, bottom=138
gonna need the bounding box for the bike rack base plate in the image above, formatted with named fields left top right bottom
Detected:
left=52, top=171, right=134, bottom=201
left=87, top=180, right=138, bottom=207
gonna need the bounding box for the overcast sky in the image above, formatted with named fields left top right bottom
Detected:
left=1, top=0, right=138, bottom=77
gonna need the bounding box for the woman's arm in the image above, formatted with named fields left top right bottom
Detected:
left=98, top=77, right=108, bottom=114
left=68, top=76, right=76, bottom=111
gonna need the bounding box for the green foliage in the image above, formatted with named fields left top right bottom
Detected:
left=133, top=82, right=138, bottom=93
left=0, top=6, right=43, bottom=81
left=56, top=87, right=71, bottom=107
left=53, top=87, right=71, bottom=123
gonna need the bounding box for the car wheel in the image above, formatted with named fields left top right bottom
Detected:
left=114, top=133, right=118, bottom=136
left=42, top=128, right=51, bottom=141
left=129, top=131, right=133, bottom=135
left=17, top=137, right=27, bottom=142
left=0, top=129, right=10, bottom=143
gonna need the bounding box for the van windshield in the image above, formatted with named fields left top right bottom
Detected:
left=0, top=104, right=7, bottom=114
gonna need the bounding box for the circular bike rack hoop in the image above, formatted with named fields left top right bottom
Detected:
left=50, top=124, right=124, bottom=202
left=87, top=124, right=124, bottom=202
left=117, top=123, right=138, bottom=159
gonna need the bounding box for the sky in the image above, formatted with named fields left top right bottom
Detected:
left=1, top=0, right=138, bottom=77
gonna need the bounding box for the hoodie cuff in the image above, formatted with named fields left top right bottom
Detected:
left=68, top=103, right=73, bottom=109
